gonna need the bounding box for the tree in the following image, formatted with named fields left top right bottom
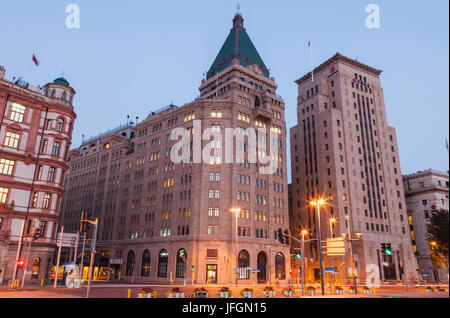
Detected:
left=427, top=209, right=449, bottom=268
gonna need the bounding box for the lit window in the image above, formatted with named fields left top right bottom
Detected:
left=0, top=187, right=9, bottom=203
left=4, top=131, right=20, bottom=148
left=0, top=159, right=15, bottom=175
left=9, top=103, right=26, bottom=123
left=43, top=193, right=51, bottom=209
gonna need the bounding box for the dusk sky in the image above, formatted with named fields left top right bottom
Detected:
left=0, top=0, right=448, bottom=181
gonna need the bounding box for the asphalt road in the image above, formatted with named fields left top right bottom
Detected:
left=0, top=283, right=448, bottom=298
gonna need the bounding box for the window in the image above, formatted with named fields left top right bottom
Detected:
left=126, top=250, right=135, bottom=276
left=141, top=250, right=151, bottom=277
left=41, top=140, right=48, bottom=154
left=176, top=249, right=187, bottom=278
left=48, top=167, right=56, bottom=182
left=57, top=118, right=64, bottom=132
left=31, top=192, right=38, bottom=207
left=9, top=103, right=26, bottom=123
left=275, top=252, right=286, bottom=280
left=43, top=193, right=51, bottom=209
left=4, top=131, right=20, bottom=148
left=0, top=187, right=8, bottom=204
left=52, top=142, right=60, bottom=156
left=237, top=250, right=250, bottom=279
left=157, top=249, right=168, bottom=277
left=0, top=158, right=15, bottom=175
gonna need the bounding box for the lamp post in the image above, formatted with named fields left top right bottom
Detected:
left=329, top=217, right=336, bottom=288
left=301, top=230, right=308, bottom=296
left=230, top=208, right=240, bottom=286
left=345, top=215, right=358, bottom=294
left=83, top=218, right=99, bottom=298
left=310, top=198, right=326, bottom=296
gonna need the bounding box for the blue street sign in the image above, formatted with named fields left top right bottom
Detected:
left=252, top=269, right=261, bottom=272
left=325, top=267, right=334, bottom=273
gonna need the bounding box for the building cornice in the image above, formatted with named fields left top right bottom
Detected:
left=295, top=52, right=383, bottom=86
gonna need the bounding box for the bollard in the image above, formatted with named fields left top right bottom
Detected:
left=41, top=279, right=44, bottom=288
left=127, top=289, right=131, bottom=298
left=373, top=288, right=376, bottom=295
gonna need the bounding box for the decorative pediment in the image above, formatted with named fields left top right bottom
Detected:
left=5, top=122, right=24, bottom=132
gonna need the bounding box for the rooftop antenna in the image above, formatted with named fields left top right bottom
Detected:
left=136, top=116, right=139, bottom=125
left=126, top=115, right=130, bottom=125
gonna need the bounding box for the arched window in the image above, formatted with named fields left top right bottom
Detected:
left=157, top=249, right=168, bottom=277
left=125, top=250, right=135, bottom=276
left=176, top=249, right=187, bottom=278
left=61, top=91, right=67, bottom=100
left=275, top=252, right=286, bottom=280
left=141, top=250, right=151, bottom=277
left=57, top=118, right=64, bottom=132
left=238, top=250, right=250, bottom=279
left=51, top=90, right=56, bottom=97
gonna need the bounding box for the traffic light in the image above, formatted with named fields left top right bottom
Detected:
left=385, top=243, right=392, bottom=255
left=190, top=265, right=194, bottom=271
left=277, top=228, right=284, bottom=244
left=294, top=253, right=302, bottom=259
left=283, top=229, right=290, bottom=245
left=33, top=229, right=40, bottom=241
left=80, top=211, right=88, bottom=233
left=17, top=259, right=25, bottom=269
left=381, top=243, right=392, bottom=255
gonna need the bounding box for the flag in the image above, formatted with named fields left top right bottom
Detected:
left=446, top=138, right=449, bottom=151
left=32, top=54, right=39, bottom=66
left=237, top=3, right=240, bottom=12
left=308, top=39, right=311, bottom=47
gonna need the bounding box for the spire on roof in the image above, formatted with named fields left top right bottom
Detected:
left=206, top=13, right=269, bottom=80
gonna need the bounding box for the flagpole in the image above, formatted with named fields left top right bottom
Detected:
left=309, top=38, right=314, bottom=82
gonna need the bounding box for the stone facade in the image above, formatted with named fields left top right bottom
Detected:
left=0, top=67, right=77, bottom=284
left=403, top=169, right=449, bottom=282
left=59, top=14, right=291, bottom=285
left=289, top=53, right=419, bottom=284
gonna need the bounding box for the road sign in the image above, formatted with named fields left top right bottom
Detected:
left=252, top=269, right=261, bottom=272
left=325, top=267, right=334, bottom=273
left=325, top=237, right=346, bottom=256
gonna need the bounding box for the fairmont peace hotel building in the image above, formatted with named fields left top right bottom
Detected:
left=60, top=14, right=291, bottom=285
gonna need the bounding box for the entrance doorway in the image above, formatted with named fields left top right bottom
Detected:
left=257, top=252, right=267, bottom=283
left=206, top=264, right=217, bottom=284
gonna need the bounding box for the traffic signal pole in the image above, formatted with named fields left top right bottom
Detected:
left=86, top=218, right=98, bottom=298
left=10, top=220, right=25, bottom=289
left=316, top=204, right=325, bottom=296
left=54, top=226, right=64, bottom=288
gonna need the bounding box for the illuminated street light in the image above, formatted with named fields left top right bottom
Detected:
left=229, top=208, right=241, bottom=286
left=309, top=197, right=327, bottom=296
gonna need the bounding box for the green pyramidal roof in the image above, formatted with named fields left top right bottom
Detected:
left=206, top=14, right=270, bottom=80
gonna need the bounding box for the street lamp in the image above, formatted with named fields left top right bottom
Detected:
left=309, top=198, right=327, bottom=296
left=229, top=208, right=241, bottom=286
left=329, top=218, right=336, bottom=238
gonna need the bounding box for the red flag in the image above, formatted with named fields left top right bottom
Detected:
left=32, top=54, right=39, bottom=66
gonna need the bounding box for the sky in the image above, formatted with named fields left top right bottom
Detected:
left=0, top=0, right=448, bottom=182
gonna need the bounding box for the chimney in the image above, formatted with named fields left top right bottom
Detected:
left=0, top=66, right=5, bottom=80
